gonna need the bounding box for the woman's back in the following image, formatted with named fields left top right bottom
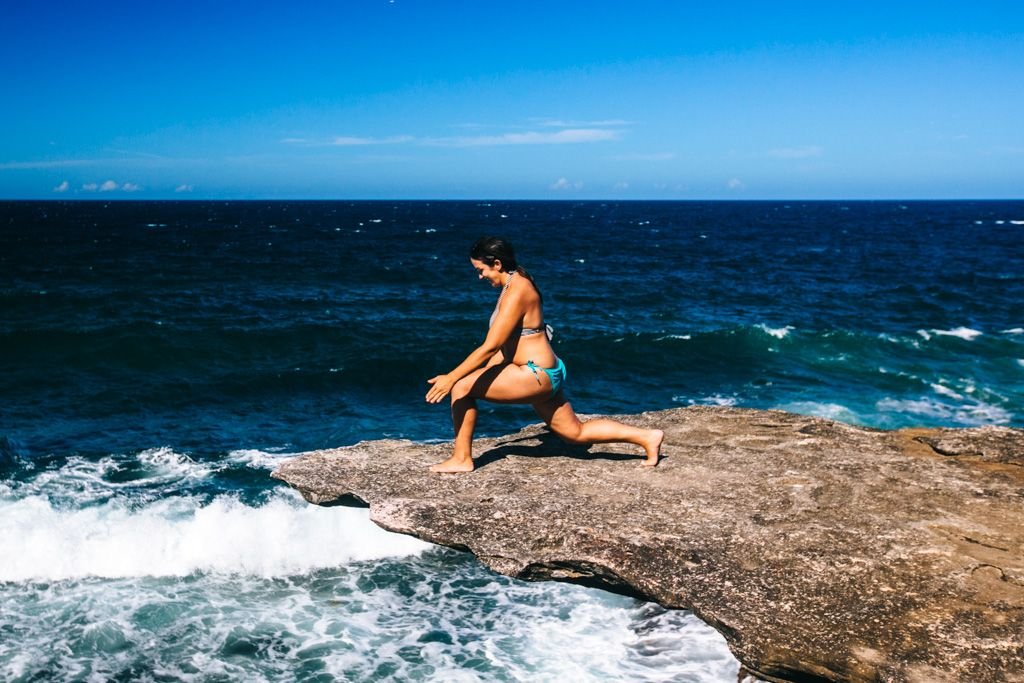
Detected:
left=497, top=274, right=556, bottom=367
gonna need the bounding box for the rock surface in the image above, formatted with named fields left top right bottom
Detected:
left=271, top=407, right=1024, bottom=682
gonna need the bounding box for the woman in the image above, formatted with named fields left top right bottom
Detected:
left=425, top=236, right=664, bottom=472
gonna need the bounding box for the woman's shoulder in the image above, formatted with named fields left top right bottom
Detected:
left=511, top=273, right=539, bottom=301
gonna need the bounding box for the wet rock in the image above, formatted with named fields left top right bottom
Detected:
left=272, top=407, right=1024, bottom=682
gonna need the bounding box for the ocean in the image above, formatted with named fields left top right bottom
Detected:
left=2, top=200, right=1022, bottom=681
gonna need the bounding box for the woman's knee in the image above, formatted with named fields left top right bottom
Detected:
left=450, top=377, right=475, bottom=401
left=552, top=420, right=586, bottom=444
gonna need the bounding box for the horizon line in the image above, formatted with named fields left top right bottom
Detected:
left=3, top=197, right=1023, bottom=203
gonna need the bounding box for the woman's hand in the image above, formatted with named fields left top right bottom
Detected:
left=425, top=374, right=457, bottom=403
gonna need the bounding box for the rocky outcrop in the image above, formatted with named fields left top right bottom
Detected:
left=271, top=407, right=1024, bottom=682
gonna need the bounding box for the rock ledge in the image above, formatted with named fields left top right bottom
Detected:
left=272, top=407, right=1024, bottom=682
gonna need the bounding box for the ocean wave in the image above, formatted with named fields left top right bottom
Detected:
left=775, top=401, right=862, bottom=424
left=755, top=324, right=795, bottom=339
left=875, top=397, right=1012, bottom=426
left=0, top=489, right=428, bottom=582
left=930, top=383, right=964, bottom=400
left=8, top=448, right=221, bottom=507
left=917, top=327, right=983, bottom=341
left=675, top=394, right=738, bottom=407
left=226, top=448, right=293, bottom=470
left=0, top=551, right=738, bottom=682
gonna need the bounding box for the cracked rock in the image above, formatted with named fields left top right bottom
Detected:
left=272, top=406, right=1024, bottom=682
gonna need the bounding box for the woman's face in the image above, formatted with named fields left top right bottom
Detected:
left=470, top=257, right=505, bottom=287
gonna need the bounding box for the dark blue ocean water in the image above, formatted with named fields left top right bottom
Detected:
left=1, top=200, right=1022, bottom=681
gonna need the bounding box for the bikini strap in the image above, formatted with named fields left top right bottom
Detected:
left=497, top=271, right=516, bottom=306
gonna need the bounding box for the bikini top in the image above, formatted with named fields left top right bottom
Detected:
left=489, top=272, right=554, bottom=340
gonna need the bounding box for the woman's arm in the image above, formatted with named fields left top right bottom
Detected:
left=425, top=286, right=523, bottom=403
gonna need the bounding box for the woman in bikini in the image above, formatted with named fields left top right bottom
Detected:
left=425, top=236, right=664, bottom=473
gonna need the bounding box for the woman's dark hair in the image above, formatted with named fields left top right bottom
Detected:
left=470, top=236, right=541, bottom=301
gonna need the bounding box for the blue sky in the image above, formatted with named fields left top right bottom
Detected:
left=2, top=1, right=1022, bottom=199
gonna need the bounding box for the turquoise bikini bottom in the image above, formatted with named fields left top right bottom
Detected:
left=526, top=357, right=567, bottom=397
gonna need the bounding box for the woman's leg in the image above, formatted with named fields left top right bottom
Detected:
left=533, top=394, right=664, bottom=466
left=430, top=364, right=554, bottom=472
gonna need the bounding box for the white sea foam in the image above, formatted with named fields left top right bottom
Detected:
left=1011, top=220, right=1024, bottom=225
left=673, top=394, right=738, bottom=407
left=10, top=448, right=220, bottom=506
left=931, top=327, right=983, bottom=341
left=756, top=324, right=794, bottom=339
left=0, top=554, right=739, bottom=682
left=1002, top=328, right=1024, bottom=335
left=875, top=397, right=1012, bottom=426
left=226, top=448, right=292, bottom=470
left=0, top=489, right=428, bottom=581
left=1018, top=359, right=1024, bottom=368
left=136, top=446, right=215, bottom=482
left=930, top=383, right=965, bottom=400
left=776, top=401, right=861, bottom=424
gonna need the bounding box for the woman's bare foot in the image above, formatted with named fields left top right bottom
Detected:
left=430, top=454, right=474, bottom=473
left=641, top=429, right=664, bottom=467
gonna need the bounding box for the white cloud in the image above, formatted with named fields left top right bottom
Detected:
left=284, top=124, right=620, bottom=149
left=768, top=146, right=823, bottom=159
left=613, top=181, right=630, bottom=190
left=610, top=152, right=675, bottom=161
left=331, top=135, right=414, bottom=146
left=433, top=128, right=618, bottom=147
left=727, top=178, right=745, bottom=190
left=551, top=177, right=584, bottom=190
left=532, top=118, right=632, bottom=127
left=53, top=180, right=70, bottom=193
left=0, top=159, right=96, bottom=169
left=175, top=184, right=194, bottom=193
left=81, top=180, right=139, bottom=192
left=280, top=135, right=414, bottom=146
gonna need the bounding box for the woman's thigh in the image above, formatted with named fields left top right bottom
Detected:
left=465, top=363, right=552, bottom=404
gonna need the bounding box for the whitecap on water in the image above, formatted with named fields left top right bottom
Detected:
left=775, top=401, right=861, bottom=424
left=932, top=327, right=983, bottom=341
left=675, top=394, right=738, bottom=407
left=755, top=324, right=794, bottom=339
left=0, top=488, right=428, bottom=582
left=0, top=551, right=740, bottom=682
left=875, top=397, right=1011, bottom=426
left=918, top=327, right=983, bottom=341
left=930, top=383, right=965, bottom=400
left=227, top=448, right=293, bottom=470
left=9, top=448, right=218, bottom=506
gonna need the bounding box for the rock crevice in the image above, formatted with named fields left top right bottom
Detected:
left=271, top=407, right=1024, bottom=682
